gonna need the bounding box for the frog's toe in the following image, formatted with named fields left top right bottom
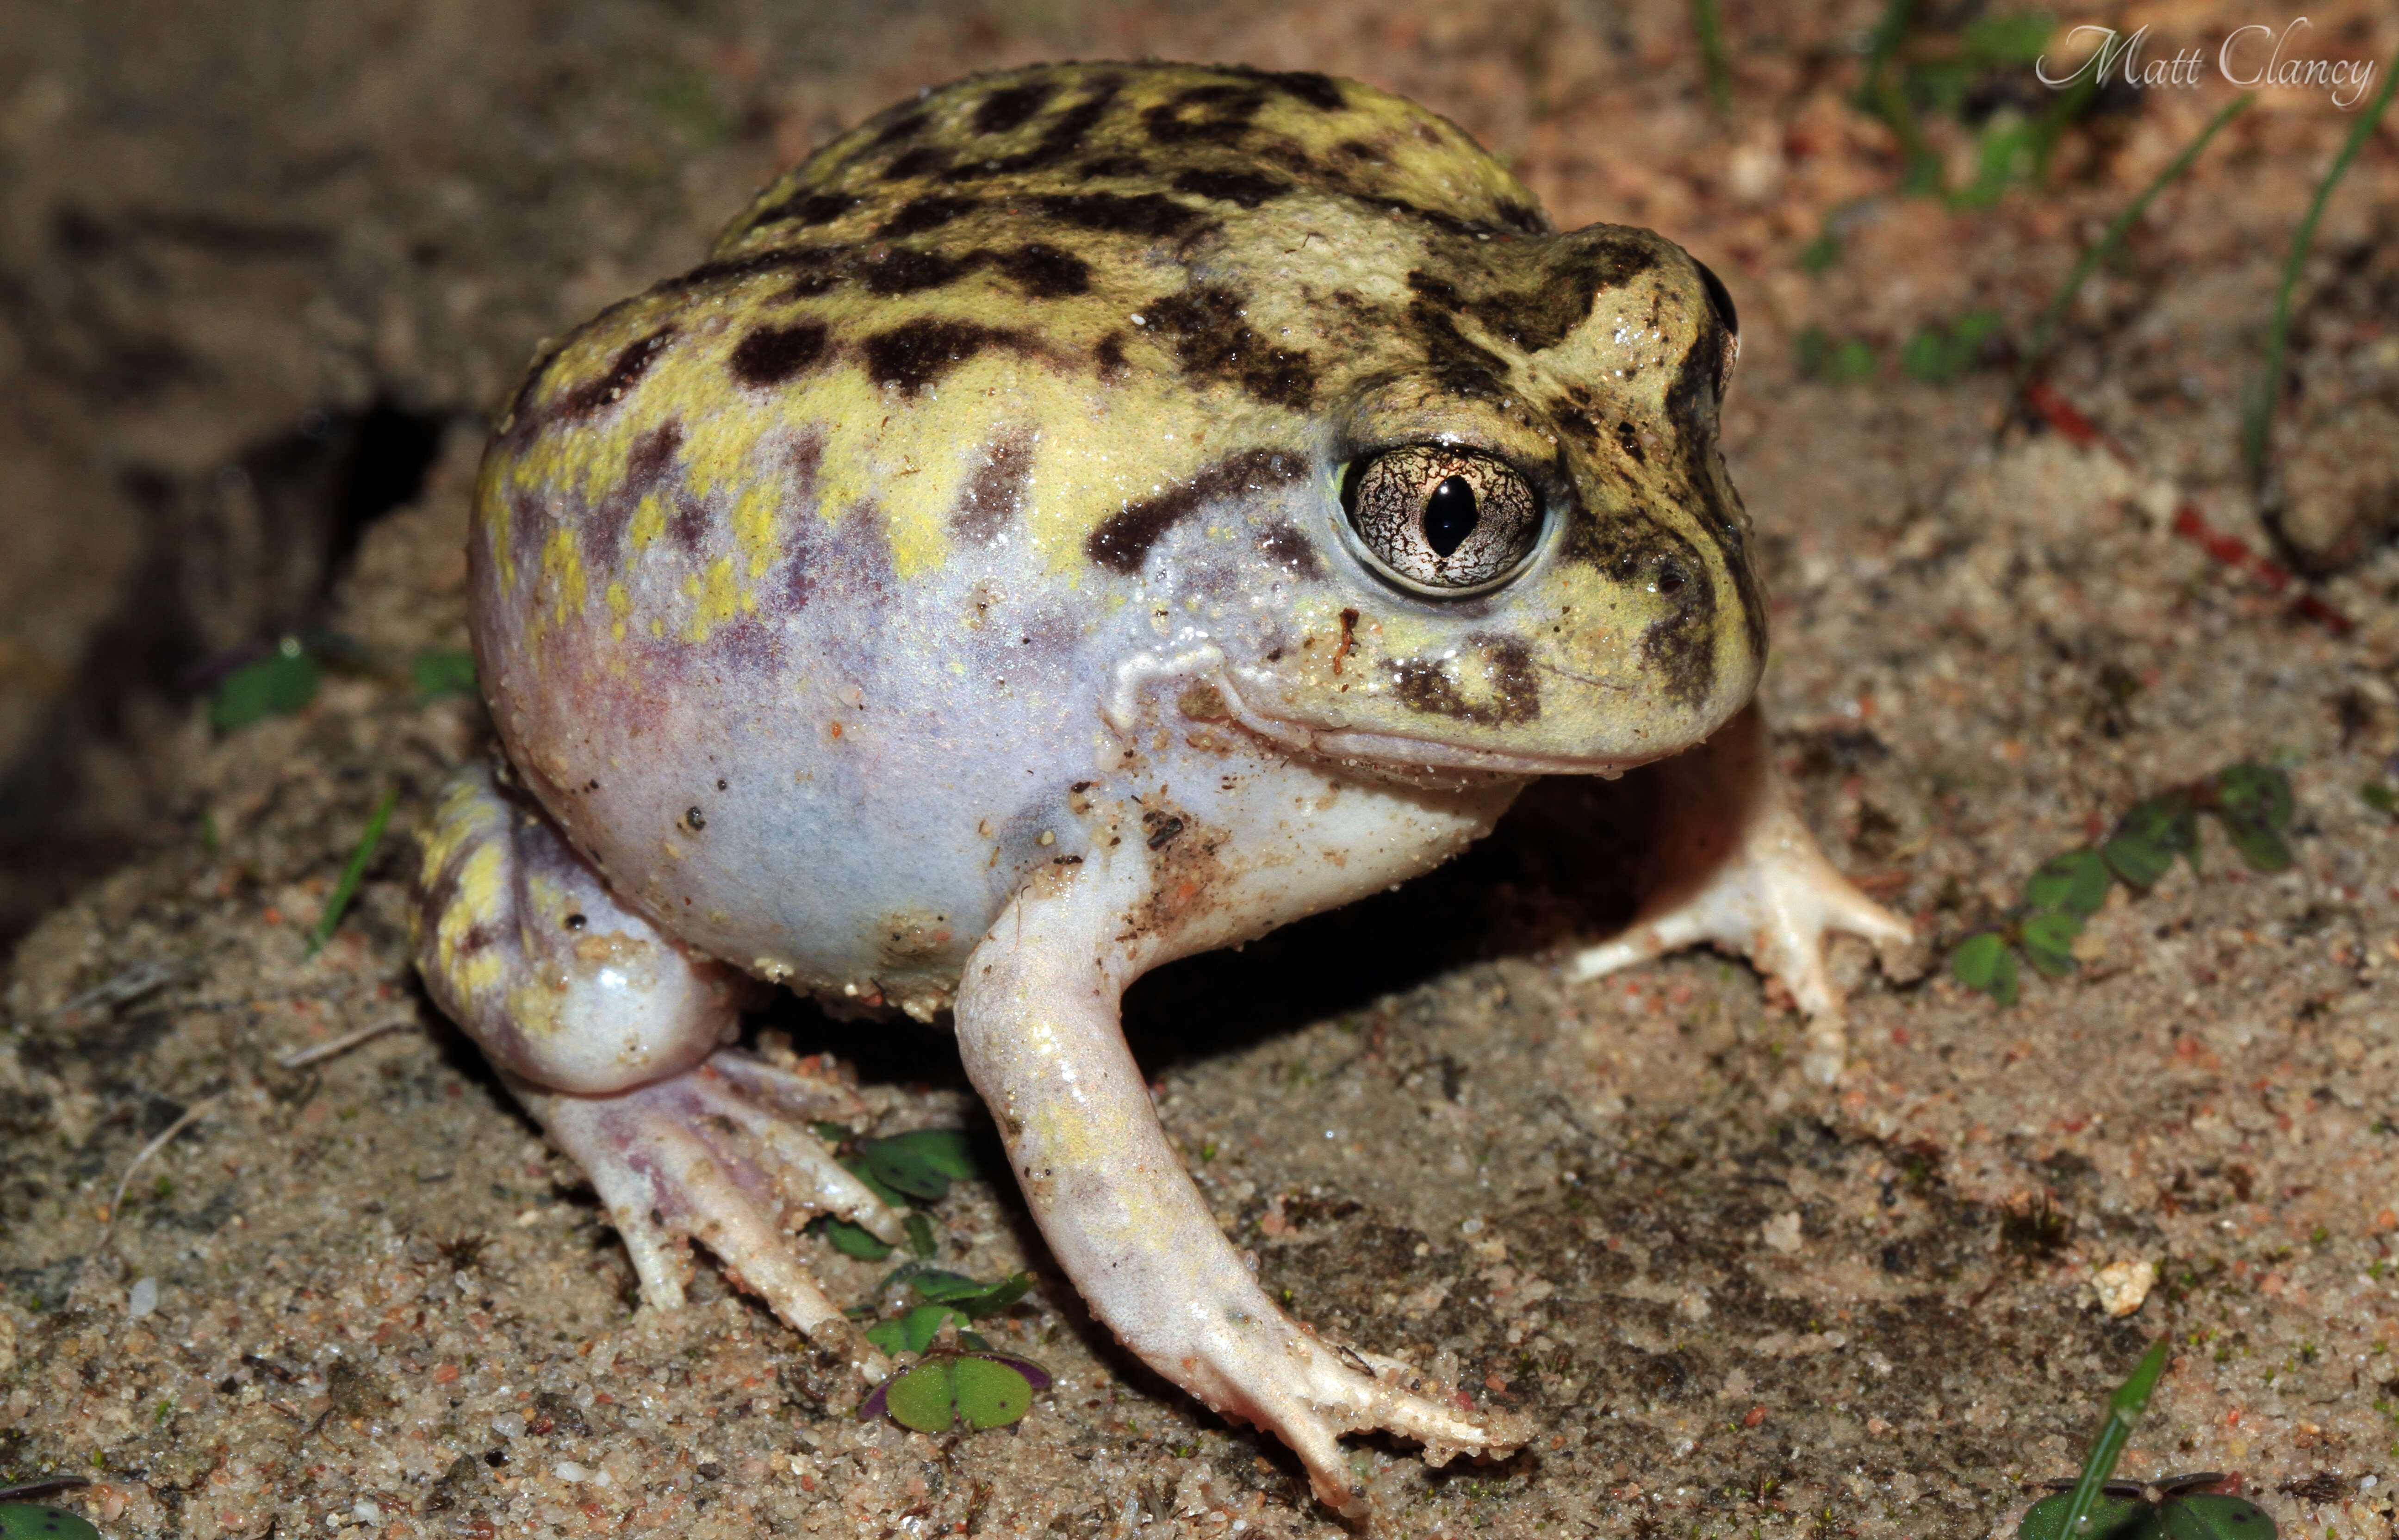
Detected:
left=508, top=1052, right=901, bottom=1374
left=1566, top=802, right=1911, bottom=1081
left=1215, top=1338, right=1530, bottom=1518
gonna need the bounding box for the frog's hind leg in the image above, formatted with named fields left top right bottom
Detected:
left=410, top=762, right=901, bottom=1372
left=1564, top=703, right=1912, bottom=1082
left=956, top=861, right=1530, bottom=1520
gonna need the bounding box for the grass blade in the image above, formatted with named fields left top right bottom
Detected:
left=2244, top=53, right=2399, bottom=484
left=308, top=787, right=400, bottom=956
left=2057, top=1337, right=2171, bottom=1538
left=2006, top=93, right=2251, bottom=429
left=1690, top=0, right=1732, bottom=118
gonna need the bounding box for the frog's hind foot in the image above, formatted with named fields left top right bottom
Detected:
left=508, top=1053, right=905, bottom=1375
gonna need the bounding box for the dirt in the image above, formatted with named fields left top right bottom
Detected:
left=4, top=2, right=2399, bottom=1538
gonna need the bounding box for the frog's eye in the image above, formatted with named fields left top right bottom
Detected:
left=1341, top=446, right=1541, bottom=594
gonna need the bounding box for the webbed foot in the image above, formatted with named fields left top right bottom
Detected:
left=1564, top=706, right=1912, bottom=1081
left=511, top=1050, right=906, bottom=1372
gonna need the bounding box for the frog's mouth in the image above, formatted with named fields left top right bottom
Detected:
left=1211, top=668, right=1651, bottom=780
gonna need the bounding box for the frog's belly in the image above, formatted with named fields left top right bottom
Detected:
left=474, top=540, right=1518, bottom=1015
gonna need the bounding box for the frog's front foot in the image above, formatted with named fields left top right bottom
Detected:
left=510, top=1053, right=903, bottom=1368
left=1564, top=706, right=1912, bottom=1082
left=412, top=762, right=902, bottom=1372
left=957, top=863, right=1527, bottom=1518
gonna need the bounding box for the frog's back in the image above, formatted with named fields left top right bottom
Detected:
left=467, top=64, right=1558, bottom=1003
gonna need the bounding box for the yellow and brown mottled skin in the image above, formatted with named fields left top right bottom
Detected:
left=416, top=62, right=1902, bottom=1519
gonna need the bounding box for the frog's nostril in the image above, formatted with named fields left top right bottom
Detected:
left=1655, top=564, right=1689, bottom=597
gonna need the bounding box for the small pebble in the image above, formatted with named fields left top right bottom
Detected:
left=127, top=1277, right=158, bottom=1317
left=493, top=1412, right=527, bottom=1439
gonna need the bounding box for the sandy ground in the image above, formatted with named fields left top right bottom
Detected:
left=4, top=1, right=2399, bottom=1537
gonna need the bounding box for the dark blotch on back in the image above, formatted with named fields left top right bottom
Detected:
left=556, top=326, right=676, bottom=418
left=973, top=81, right=1059, bottom=135
left=883, top=145, right=955, bottom=181
left=1078, top=154, right=1149, bottom=180
left=1093, top=332, right=1129, bottom=381
left=1142, top=84, right=1268, bottom=146
left=1085, top=448, right=1307, bottom=575
left=1268, top=70, right=1346, bottom=111
left=752, top=191, right=862, bottom=229
left=628, top=421, right=683, bottom=485
left=991, top=243, right=1090, bottom=298
left=864, top=247, right=975, bottom=296
left=943, top=79, right=1124, bottom=182
left=1171, top=168, right=1291, bottom=208
left=1144, top=286, right=1317, bottom=410
left=728, top=321, right=831, bottom=387
left=1031, top=191, right=1207, bottom=239
left=876, top=195, right=979, bottom=238
left=951, top=428, right=1036, bottom=544
left=863, top=318, right=1027, bottom=397
left=870, top=111, right=931, bottom=147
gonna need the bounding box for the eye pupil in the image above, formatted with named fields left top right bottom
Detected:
left=1423, top=475, right=1479, bottom=557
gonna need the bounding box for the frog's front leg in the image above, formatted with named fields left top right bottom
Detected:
left=410, top=763, right=902, bottom=1370
left=1566, top=703, right=1911, bottom=1083
left=956, top=860, right=1528, bottom=1519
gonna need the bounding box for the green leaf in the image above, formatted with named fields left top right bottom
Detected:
left=2362, top=782, right=2397, bottom=817
left=914, top=1270, right=1033, bottom=1319
left=863, top=1318, right=907, bottom=1355
left=860, top=1353, right=1044, bottom=1434
left=951, top=1354, right=1035, bottom=1428
left=842, top=1158, right=910, bottom=1209
left=904, top=1212, right=937, bottom=1258
left=0, top=1507, right=104, bottom=1540
left=882, top=1360, right=958, bottom=1433
left=2213, top=763, right=2293, bottom=829
left=2026, top=849, right=2111, bottom=916
left=410, top=649, right=479, bottom=702
left=1952, top=931, right=2009, bottom=988
left=810, top=1120, right=852, bottom=1144
left=211, top=645, right=319, bottom=730
left=857, top=1131, right=975, bottom=1202
left=1901, top=328, right=1958, bottom=383
left=2020, top=910, right=2083, bottom=979
left=2104, top=795, right=2194, bottom=887
left=1953, top=931, right=2022, bottom=1001
left=2017, top=1492, right=2157, bottom=1540
left=895, top=1304, right=968, bottom=1353
left=821, top=1218, right=892, bottom=1261
left=881, top=1128, right=980, bottom=1180
left=2219, top=817, right=2292, bottom=874
left=2156, top=1493, right=2277, bottom=1539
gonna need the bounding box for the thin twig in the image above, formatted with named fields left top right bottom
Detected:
left=101, top=1093, right=224, bottom=1231
left=276, top=1012, right=415, bottom=1069
left=2244, top=53, right=2399, bottom=485
left=2001, top=93, right=2252, bottom=437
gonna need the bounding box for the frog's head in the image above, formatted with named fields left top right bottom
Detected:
left=1218, top=221, right=1764, bottom=776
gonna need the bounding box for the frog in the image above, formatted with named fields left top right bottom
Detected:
left=409, top=61, right=1908, bottom=1516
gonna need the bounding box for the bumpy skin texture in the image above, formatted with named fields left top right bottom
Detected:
left=414, top=62, right=1904, bottom=1517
